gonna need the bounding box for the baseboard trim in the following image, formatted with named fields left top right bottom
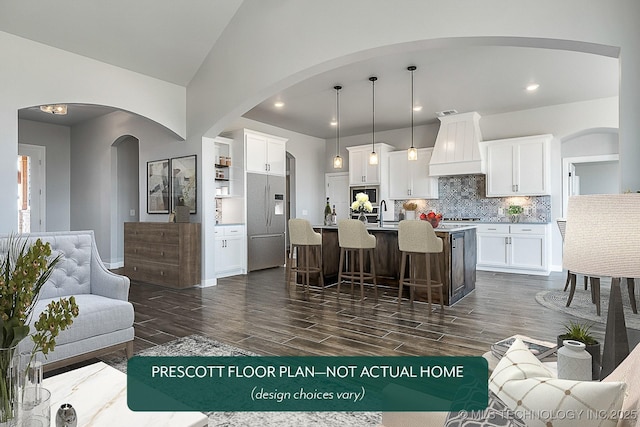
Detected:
left=477, top=266, right=550, bottom=276
left=104, top=261, right=124, bottom=269
left=199, top=278, right=217, bottom=288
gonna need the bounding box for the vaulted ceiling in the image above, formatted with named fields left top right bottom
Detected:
left=2, top=1, right=618, bottom=136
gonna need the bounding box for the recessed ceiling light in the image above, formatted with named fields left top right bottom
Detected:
left=330, top=120, right=338, bottom=126
left=274, top=101, right=285, bottom=108
left=526, top=83, right=540, bottom=92
left=413, top=105, right=423, bottom=112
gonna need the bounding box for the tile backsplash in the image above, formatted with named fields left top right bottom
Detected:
left=392, top=174, right=551, bottom=223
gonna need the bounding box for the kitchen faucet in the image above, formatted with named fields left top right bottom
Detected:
left=379, top=200, right=387, bottom=227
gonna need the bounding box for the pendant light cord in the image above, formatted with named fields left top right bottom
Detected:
left=370, top=76, right=377, bottom=152
left=336, top=86, right=340, bottom=155
left=410, top=66, right=415, bottom=149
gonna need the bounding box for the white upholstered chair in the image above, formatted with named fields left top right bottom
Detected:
left=564, top=194, right=640, bottom=377
left=337, top=219, right=377, bottom=300
left=286, top=218, right=324, bottom=292
left=557, top=218, right=591, bottom=304
left=397, top=220, right=444, bottom=311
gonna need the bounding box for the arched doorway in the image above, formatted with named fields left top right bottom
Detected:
left=111, top=135, right=140, bottom=268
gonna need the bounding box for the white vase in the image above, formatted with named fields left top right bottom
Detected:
left=557, top=340, right=592, bottom=381
left=405, top=210, right=416, bottom=220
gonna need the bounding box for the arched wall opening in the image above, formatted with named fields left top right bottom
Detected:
left=110, top=135, right=140, bottom=268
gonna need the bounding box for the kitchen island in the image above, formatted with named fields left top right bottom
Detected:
left=308, top=223, right=476, bottom=306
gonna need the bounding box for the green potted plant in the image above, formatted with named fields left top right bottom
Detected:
left=557, top=320, right=601, bottom=380
left=507, top=205, right=524, bottom=223
left=1, top=237, right=79, bottom=424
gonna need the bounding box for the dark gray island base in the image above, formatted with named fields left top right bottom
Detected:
left=305, top=225, right=476, bottom=306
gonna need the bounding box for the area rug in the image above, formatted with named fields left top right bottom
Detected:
left=535, top=286, right=640, bottom=330
left=106, top=335, right=382, bottom=427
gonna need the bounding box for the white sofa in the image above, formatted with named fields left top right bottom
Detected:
left=382, top=341, right=640, bottom=427
left=13, top=231, right=135, bottom=371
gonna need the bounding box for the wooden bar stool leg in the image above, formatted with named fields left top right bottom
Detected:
left=425, top=253, right=433, bottom=312
left=399, top=252, right=407, bottom=301
left=304, top=245, right=310, bottom=293
left=337, top=247, right=345, bottom=295
left=317, top=246, right=325, bottom=289
left=369, top=249, right=377, bottom=299
left=434, top=252, right=444, bottom=309
left=350, top=249, right=355, bottom=294
left=409, top=254, right=415, bottom=303
left=285, top=245, right=292, bottom=287
left=627, top=278, right=637, bottom=314
left=359, top=248, right=365, bottom=300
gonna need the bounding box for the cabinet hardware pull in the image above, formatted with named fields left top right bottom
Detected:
left=133, top=266, right=137, bottom=271
left=488, top=228, right=497, bottom=230
left=160, top=271, right=165, bottom=276
left=522, top=228, right=532, bottom=231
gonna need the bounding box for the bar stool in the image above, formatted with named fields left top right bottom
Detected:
left=337, top=219, right=377, bottom=300
left=397, top=220, right=444, bottom=311
left=286, top=218, right=324, bottom=292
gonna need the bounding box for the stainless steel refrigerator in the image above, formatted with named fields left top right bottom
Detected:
left=247, top=173, right=286, bottom=271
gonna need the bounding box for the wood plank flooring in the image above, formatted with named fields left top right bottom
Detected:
left=118, top=268, right=609, bottom=358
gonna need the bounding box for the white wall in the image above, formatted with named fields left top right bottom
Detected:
left=18, top=119, right=71, bottom=231
left=70, top=111, right=185, bottom=263
left=574, top=162, right=620, bottom=195
left=0, top=30, right=186, bottom=233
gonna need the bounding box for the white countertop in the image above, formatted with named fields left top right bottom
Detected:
left=315, top=222, right=478, bottom=232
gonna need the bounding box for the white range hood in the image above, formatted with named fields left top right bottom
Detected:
left=429, top=111, right=485, bottom=176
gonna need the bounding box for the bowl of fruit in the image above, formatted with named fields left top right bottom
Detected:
left=419, top=211, right=443, bottom=228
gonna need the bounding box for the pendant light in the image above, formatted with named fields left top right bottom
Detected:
left=369, top=76, right=379, bottom=165
left=332, top=85, right=343, bottom=169
left=407, top=66, right=418, bottom=161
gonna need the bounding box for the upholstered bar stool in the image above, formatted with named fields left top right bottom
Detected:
left=337, top=219, right=377, bottom=300
left=397, top=220, right=444, bottom=311
left=286, top=218, right=324, bottom=292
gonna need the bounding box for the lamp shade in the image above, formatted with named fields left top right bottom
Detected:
left=563, top=194, right=640, bottom=278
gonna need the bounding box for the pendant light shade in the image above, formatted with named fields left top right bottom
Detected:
left=369, top=76, right=378, bottom=165
left=333, top=85, right=343, bottom=169
left=407, top=66, right=418, bottom=161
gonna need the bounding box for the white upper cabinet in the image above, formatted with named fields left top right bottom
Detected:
left=388, top=148, right=438, bottom=199
left=482, top=134, right=552, bottom=197
left=245, top=130, right=287, bottom=175
left=347, top=144, right=392, bottom=185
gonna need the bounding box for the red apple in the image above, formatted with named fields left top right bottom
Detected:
left=420, top=213, right=427, bottom=220
left=427, top=211, right=436, bottom=219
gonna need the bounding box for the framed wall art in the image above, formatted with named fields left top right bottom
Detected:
left=171, top=155, right=197, bottom=214
left=147, top=159, right=170, bottom=214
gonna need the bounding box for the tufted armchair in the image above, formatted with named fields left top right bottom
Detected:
left=10, top=230, right=134, bottom=371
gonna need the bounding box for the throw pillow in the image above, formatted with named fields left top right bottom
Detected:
left=489, top=339, right=626, bottom=427
left=445, top=390, right=526, bottom=427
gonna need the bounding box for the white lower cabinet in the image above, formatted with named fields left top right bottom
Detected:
left=214, top=225, right=245, bottom=278
left=477, top=223, right=549, bottom=274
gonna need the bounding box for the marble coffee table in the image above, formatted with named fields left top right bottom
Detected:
left=43, top=361, right=208, bottom=427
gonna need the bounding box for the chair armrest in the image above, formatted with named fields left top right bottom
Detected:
left=90, top=239, right=130, bottom=300
left=91, top=266, right=130, bottom=300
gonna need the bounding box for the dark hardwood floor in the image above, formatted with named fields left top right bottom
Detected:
left=117, top=268, right=608, bottom=358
